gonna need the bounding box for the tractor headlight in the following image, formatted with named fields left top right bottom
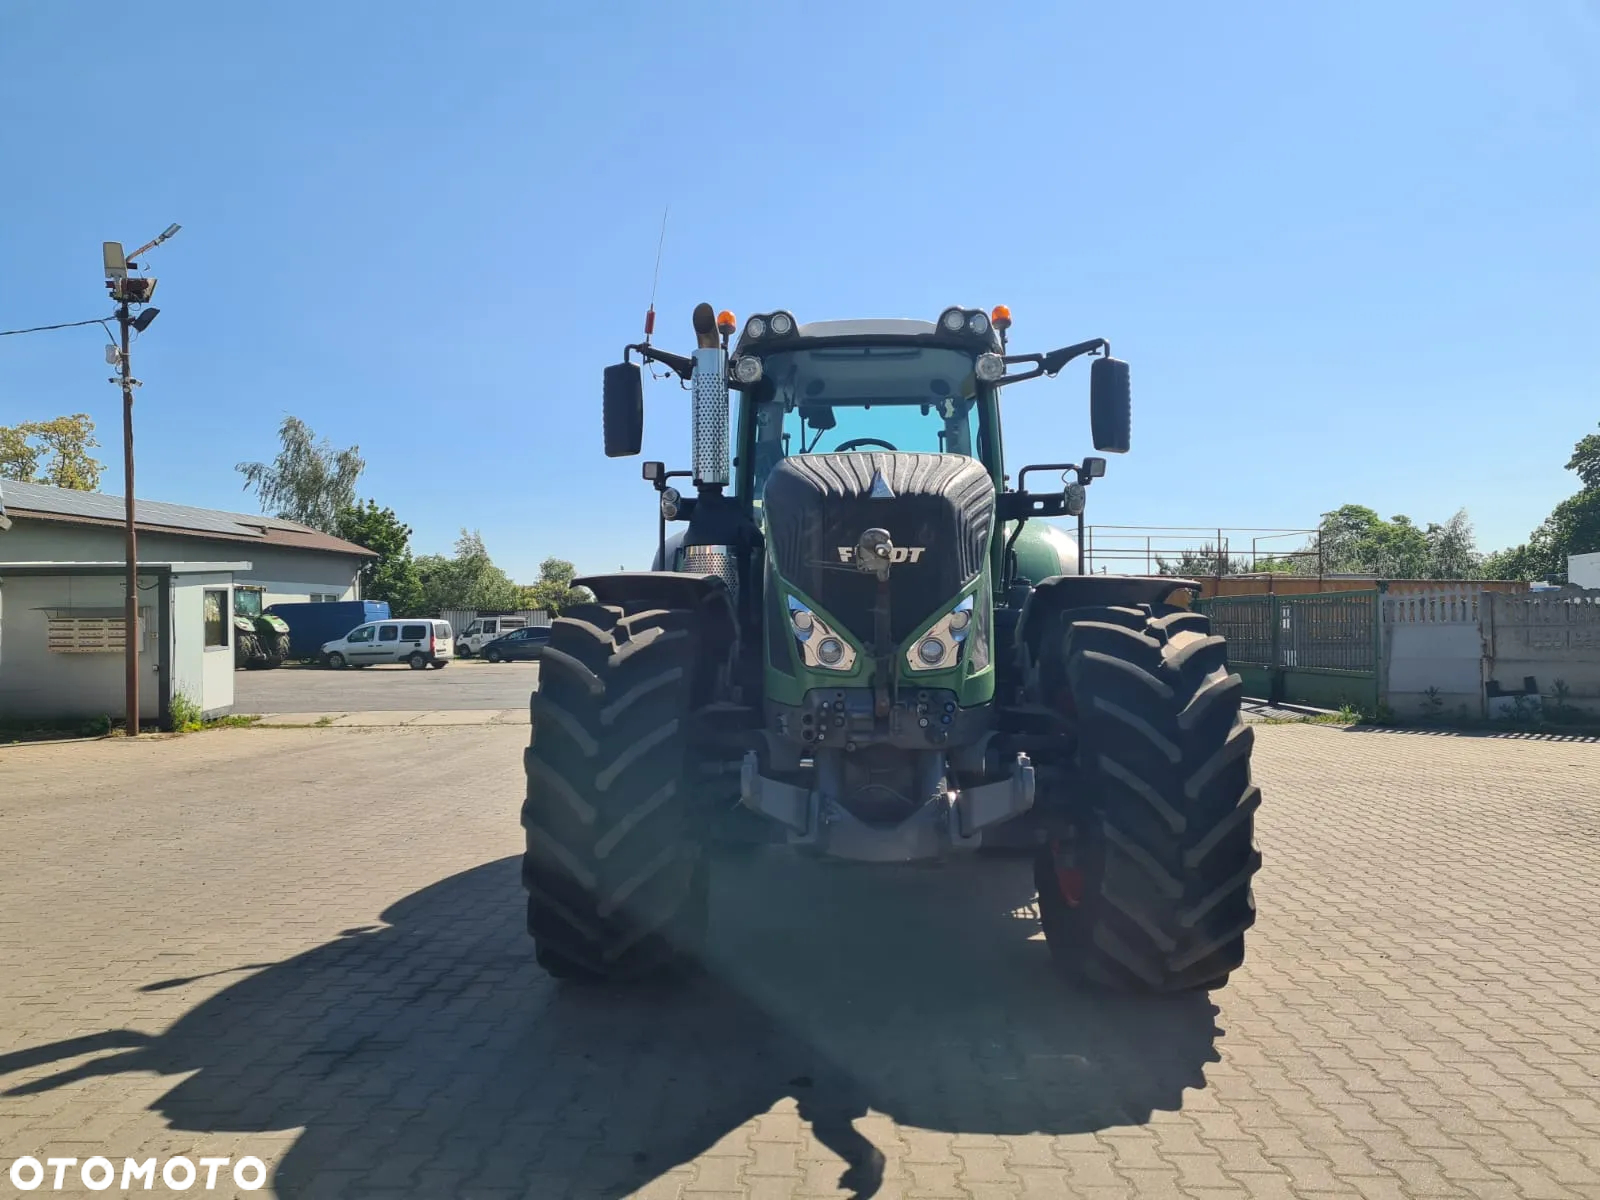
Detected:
left=769, top=311, right=795, bottom=336
left=786, top=595, right=856, bottom=671
left=975, top=352, right=1005, bottom=383
left=940, top=307, right=967, bottom=333
left=660, top=487, right=682, bottom=520
left=967, top=310, right=990, bottom=336
left=745, top=315, right=767, bottom=340
left=732, top=355, right=764, bottom=385
left=905, top=594, right=976, bottom=672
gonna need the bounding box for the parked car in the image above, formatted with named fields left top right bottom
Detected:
left=456, top=615, right=529, bottom=658
left=481, top=625, right=550, bottom=663
left=322, top=619, right=454, bottom=670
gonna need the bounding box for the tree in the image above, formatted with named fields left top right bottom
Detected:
left=1156, top=545, right=1253, bottom=577
left=518, top=557, right=595, bottom=614
left=1424, top=510, right=1482, bottom=580
left=1568, top=428, right=1600, bottom=490
left=236, top=416, right=365, bottom=533
left=0, top=414, right=104, bottom=491
left=336, top=500, right=425, bottom=616
left=1306, top=504, right=1482, bottom=579
left=416, top=530, right=523, bottom=613
left=1484, top=422, right=1600, bottom=583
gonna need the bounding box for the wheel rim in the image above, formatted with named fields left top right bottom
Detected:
left=329, top=654, right=344, bottom=669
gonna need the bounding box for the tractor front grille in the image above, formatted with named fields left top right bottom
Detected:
left=764, top=452, right=995, bottom=647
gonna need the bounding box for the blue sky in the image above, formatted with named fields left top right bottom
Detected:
left=2, top=1, right=1596, bottom=579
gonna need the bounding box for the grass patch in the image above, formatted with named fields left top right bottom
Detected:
left=205, top=714, right=261, bottom=729
left=1257, top=702, right=1364, bottom=727
left=0, top=714, right=118, bottom=743
left=1, top=707, right=260, bottom=743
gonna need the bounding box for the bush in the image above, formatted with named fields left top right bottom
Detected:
left=169, top=692, right=203, bottom=733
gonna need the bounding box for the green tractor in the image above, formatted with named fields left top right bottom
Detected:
left=519, top=302, right=1261, bottom=993
left=233, top=613, right=291, bottom=669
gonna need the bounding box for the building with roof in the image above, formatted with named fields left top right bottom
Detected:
left=0, top=479, right=374, bottom=612
left=0, top=480, right=374, bottom=725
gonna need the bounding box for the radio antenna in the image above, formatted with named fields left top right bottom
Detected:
left=644, top=204, right=668, bottom=344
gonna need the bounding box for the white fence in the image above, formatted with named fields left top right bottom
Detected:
left=1380, top=584, right=1600, bottom=718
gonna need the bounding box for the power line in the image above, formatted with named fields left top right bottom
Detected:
left=0, top=316, right=113, bottom=338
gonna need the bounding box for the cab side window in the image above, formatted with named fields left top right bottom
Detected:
left=348, top=626, right=376, bottom=643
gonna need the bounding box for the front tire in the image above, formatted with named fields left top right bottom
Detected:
left=520, top=602, right=710, bottom=981
left=1035, top=605, right=1261, bottom=993
left=485, top=646, right=504, bottom=663
left=326, top=652, right=346, bottom=670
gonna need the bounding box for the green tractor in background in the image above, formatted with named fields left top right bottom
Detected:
left=233, top=613, right=291, bottom=669
left=519, top=302, right=1261, bottom=993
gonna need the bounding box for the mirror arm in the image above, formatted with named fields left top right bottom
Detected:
left=994, top=338, right=1109, bottom=387
left=625, top=342, right=694, bottom=381
left=994, top=356, right=1046, bottom=386
left=1039, top=338, right=1108, bottom=377
left=1017, top=462, right=1080, bottom=491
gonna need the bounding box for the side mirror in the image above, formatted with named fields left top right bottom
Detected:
left=603, top=362, right=644, bottom=458
left=642, top=460, right=664, bottom=483
left=1062, top=482, right=1087, bottom=517
left=1082, top=456, right=1107, bottom=479
left=1089, top=357, right=1131, bottom=454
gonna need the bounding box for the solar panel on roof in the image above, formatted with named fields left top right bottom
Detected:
left=0, top=479, right=271, bottom=539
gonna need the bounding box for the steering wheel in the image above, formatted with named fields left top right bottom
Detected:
left=833, top=437, right=899, bottom=452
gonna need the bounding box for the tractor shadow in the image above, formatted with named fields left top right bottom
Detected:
left=0, top=852, right=1222, bottom=1199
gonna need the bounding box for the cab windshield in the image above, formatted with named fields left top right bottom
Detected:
left=745, top=344, right=982, bottom=503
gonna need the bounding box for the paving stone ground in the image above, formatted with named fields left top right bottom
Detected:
left=0, top=725, right=1596, bottom=1199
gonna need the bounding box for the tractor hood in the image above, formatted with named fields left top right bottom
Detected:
left=763, top=452, right=995, bottom=647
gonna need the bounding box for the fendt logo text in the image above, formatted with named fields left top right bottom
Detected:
left=836, top=545, right=926, bottom=563
left=7, top=1155, right=267, bottom=1192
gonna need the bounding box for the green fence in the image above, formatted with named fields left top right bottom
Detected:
left=1199, top=590, right=1381, bottom=713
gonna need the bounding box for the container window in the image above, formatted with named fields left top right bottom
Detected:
left=204, top=589, right=229, bottom=648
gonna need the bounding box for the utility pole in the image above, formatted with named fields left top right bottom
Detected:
left=103, top=225, right=180, bottom=737
left=118, top=297, right=138, bottom=734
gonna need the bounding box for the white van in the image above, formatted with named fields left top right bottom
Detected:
left=322, top=619, right=454, bottom=670
left=456, top=615, right=528, bottom=658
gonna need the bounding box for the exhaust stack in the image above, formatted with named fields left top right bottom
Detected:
left=690, top=303, right=730, bottom=488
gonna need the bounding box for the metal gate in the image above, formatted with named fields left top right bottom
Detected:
left=1199, top=590, right=1380, bottom=712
